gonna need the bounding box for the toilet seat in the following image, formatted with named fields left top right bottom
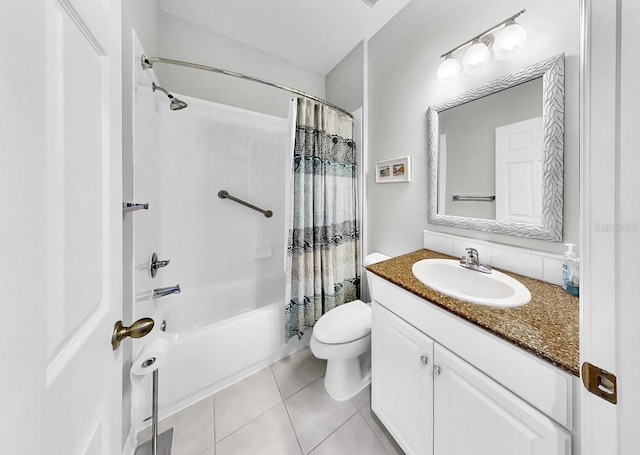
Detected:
left=313, top=300, right=371, bottom=344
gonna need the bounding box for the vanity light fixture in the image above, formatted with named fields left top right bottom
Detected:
left=462, top=36, right=493, bottom=74
left=437, top=53, right=462, bottom=86
left=494, top=18, right=527, bottom=60
left=437, top=9, right=526, bottom=85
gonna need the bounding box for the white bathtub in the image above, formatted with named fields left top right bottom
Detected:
left=133, top=273, right=309, bottom=426
left=161, top=270, right=284, bottom=335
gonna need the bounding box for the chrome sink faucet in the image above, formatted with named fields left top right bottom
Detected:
left=459, top=248, right=492, bottom=274
left=153, top=284, right=181, bottom=299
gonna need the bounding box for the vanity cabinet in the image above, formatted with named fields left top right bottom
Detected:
left=433, top=343, right=570, bottom=455
left=370, top=276, right=573, bottom=455
left=371, top=302, right=434, bottom=455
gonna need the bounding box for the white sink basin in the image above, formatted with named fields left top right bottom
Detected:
left=411, top=259, right=531, bottom=308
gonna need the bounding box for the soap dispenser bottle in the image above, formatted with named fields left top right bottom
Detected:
left=562, top=243, right=580, bottom=296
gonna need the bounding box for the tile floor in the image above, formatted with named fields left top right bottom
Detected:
left=138, top=347, right=405, bottom=455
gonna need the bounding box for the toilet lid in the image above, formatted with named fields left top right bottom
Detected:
left=314, top=300, right=371, bottom=344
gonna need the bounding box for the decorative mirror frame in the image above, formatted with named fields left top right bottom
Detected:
left=427, top=53, right=565, bottom=241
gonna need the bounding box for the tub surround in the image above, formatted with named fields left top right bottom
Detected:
left=367, top=249, right=579, bottom=376
left=131, top=87, right=293, bottom=430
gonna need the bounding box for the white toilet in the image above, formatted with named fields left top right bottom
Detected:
left=310, top=252, right=390, bottom=401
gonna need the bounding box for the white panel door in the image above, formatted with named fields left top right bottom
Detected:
left=371, top=302, right=434, bottom=455
left=495, top=117, right=543, bottom=223
left=580, top=0, right=640, bottom=453
left=433, top=344, right=570, bottom=455
left=0, top=0, right=122, bottom=453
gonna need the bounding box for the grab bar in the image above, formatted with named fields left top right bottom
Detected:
left=218, top=190, right=273, bottom=218
left=452, top=195, right=496, bottom=202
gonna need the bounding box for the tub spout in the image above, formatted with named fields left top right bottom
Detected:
left=153, top=284, right=181, bottom=299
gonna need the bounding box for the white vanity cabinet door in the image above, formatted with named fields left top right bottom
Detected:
left=433, top=344, right=571, bottom=455
left=371, top=302, right=434, bottom=455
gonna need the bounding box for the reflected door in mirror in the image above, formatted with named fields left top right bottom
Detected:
left=495, top=117, right=543, bottom=224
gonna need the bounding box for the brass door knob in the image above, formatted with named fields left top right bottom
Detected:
left=111, top=317, right=155, bottom=350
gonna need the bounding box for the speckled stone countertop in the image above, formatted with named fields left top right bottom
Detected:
left=367, top=249, right=580, bottom=376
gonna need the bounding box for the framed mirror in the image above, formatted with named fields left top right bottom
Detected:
left=427, top=54, right=564, bottom=241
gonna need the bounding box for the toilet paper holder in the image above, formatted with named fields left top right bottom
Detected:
left=141, top=357, right=156, bottom=368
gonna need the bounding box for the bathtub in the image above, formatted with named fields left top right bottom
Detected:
left=133, top=273, right=309, bottom=425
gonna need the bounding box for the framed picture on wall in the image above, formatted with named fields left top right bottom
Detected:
left=375, top=156, right=411, bottom=183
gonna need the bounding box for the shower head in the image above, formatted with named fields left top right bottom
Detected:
left=152, top=82, right=188, bottom=111
left=169, top=97, right=188, bottom=111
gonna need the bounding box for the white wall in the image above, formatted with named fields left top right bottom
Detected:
left=326, top=41, right=365, bottom=113
left=367, top=0, right=580, bottom=256
left=152, top=98, right=288, bottom=295
left=157, top=11, right=325, bottom=119
left=1, top=4, right=47, bottom=454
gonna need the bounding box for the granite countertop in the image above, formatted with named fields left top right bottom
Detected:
left=367, top=249, right=580, bottom=376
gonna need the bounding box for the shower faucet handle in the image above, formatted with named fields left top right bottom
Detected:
left=150, top=252, right=171, bottom=278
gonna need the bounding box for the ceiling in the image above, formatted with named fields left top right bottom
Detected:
left=159, top=0, right=413, bottom=75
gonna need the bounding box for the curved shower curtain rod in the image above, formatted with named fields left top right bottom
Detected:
left=141, top=55, right=353, bottom=118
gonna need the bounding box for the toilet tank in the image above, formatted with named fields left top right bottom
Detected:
left=361, top=252, right=391, bottom=303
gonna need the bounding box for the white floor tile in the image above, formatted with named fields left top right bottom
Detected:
left=360, top=403, right=405, bottom=455
left=285, top=377, right=358, bottom=454
left=139, top=349, right=407, bottom=455
left=214, top=367, right=282, bottom=441
left=216, top=403, right=301, bottom=455
left=351, top=384, right=371, bottom=410
left=309, top=412, right=387, bottom=455
left=137, top=395, right=214, bottom=455
left=271, top=347, right=327, bottom=399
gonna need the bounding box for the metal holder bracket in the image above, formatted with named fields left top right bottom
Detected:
left=123, top=202, right=150, bottom=213
left=141, top=55, right=154, bottom=69
left=135, top=370, right=174, bottom=455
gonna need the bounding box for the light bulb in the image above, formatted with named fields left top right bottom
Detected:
left=462, top=41, right=490, bottom=74
left=437, top=57, right=461, bottom=86
left=494, top=22, right=527, bottom=60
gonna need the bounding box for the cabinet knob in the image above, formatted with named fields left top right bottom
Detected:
left=433, top=365, right=441, bottom=375
left=420, top=355, right=429, bottom=365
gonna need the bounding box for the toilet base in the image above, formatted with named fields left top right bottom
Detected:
left=323, top=351, right=371, bottom=401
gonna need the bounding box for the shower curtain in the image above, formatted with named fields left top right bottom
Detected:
left=285, top=97, right=360, bottom=341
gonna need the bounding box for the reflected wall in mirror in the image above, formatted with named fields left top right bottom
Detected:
left=427, top=54, right=564, bottom=241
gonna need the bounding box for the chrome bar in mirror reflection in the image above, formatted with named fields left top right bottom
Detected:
left=452, top=195, right=496, bottom=202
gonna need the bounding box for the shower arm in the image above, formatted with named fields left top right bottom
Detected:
left=152, top=82, right=173, bottom=98
left=141, top=55, right=353, bottom=118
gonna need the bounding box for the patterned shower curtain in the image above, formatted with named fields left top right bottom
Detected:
left=285, top=97, right=360, bottom=341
